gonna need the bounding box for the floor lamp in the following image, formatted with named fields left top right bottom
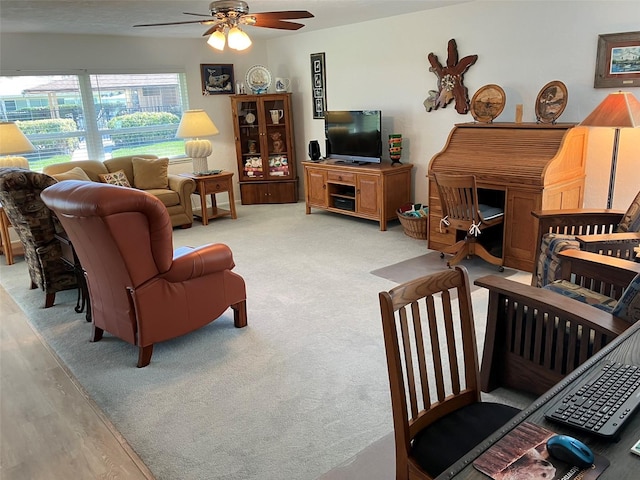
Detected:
left=579, top=91, right=640, bottom=209
left=176, top=110, right=219, bottom=174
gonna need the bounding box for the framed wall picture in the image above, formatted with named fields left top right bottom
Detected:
left=310, top=52, right=327, bottom=119
left=594, top=31, right=640, bottom=88
left=201, top=64, right=234, bottom=95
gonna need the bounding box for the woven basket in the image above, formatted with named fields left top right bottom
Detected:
left=397, top=210, right=428, bottom=240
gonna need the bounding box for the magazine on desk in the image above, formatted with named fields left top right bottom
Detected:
left=473, top=422, right=609, bottom=480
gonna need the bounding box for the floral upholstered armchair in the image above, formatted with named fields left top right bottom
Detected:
left=0, top=168, right=77, bottom=307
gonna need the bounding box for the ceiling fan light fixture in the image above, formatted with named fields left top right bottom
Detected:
left=207, top=29, right=226, bottom=50
left=227, top=26, right=252, bottom=50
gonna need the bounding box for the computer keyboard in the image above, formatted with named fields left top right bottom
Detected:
left=544, top=361, right=640, bottom=438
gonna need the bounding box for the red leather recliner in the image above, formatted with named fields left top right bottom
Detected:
left=41, top=180, right=247, bottom=367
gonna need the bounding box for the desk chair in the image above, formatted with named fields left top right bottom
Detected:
left=433, top=173, right=504, bottom=271
left=379, top=266, right=519, bottom=479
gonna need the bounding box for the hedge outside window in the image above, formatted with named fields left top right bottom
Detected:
left=0, top=73, right=188, bottom=171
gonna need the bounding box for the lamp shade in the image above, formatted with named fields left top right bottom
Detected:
left=580, top=91, right=640, bottom=128
left=176, top=110, right=219, bottom=139
left=0, top=122, right=35, bottom=155
left=207, top=30, right=226, bottom=51
left=227, top=26, right=252, bottom=51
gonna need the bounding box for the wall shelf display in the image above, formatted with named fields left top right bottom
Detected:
left=230, top=93, right=298, bottom=204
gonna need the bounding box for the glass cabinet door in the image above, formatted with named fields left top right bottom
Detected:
left=237, top=99, right=263, bottom=180
left=261, top=97, right=292, bottom=180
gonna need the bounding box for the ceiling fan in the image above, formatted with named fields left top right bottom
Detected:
left=134, top=1, right=314, bottom=51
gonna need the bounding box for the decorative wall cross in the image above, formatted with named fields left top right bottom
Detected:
left=427, top=39, right=478, bottom=114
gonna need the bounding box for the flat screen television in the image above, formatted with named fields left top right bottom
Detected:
left=324, top=110, right=382, bottom=164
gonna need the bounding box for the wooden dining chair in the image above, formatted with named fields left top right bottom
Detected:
left=433, top=173, right=504, bottom=271
left=531, top=189, right=640, bottom=287
left=379, top=266, right=520, bottom=479
left=477, top=249, right=640, bottom=396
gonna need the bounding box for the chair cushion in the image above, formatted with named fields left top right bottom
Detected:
left=411, top=402, right=519, bottom=478
left=479, top=204, right=504, bottom=221
left=543, top=280, right=618, bottom=313
left=611, top=273, right=640, bottom=322
left=99, top=170, right=132, bottom=188
left=146, top=188, right=180, bottom=208
left=132, top=157, right=169, bottom=190
left=535, top=233, right=580, bottom=287
left=52, top=166, right=91, bottom=182
left=617, top=190, right=640, bottom=233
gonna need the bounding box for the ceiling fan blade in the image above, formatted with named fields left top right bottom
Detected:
left=134, top=19, right=211, bottom=27
left=250, top=18, right=307, bottom=30
left=182, top=12, right=214, bottom=18
left=250, top=11, right=314, bottom=20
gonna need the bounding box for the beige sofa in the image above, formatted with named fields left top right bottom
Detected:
left=43, top=155, right=196, bottom=228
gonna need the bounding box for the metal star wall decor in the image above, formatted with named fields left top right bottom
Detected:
left=427, top=39, right=478, bottom=114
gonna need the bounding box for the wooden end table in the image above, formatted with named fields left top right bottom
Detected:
left=180, top=171, right=237, bottom=225
left=0, top=204, right=24, bottom=265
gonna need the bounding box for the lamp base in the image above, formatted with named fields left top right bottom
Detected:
left=184, top=139, right=212, bottom=174
left=0, top=156, right=30, bottom=169
left=192, top=157, right=209, bottom=174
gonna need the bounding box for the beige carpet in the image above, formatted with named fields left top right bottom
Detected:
left=0, top=203, right=534, bottom=480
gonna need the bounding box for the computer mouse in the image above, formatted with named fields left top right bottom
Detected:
left=546, top=435, right=594, bottom=469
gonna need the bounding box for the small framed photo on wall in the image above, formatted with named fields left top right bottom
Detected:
left=310, top=52, right=326, bottom=119
left=594, top=31, right=640, bottom=88
left=201, top=64, right=234, bottom=95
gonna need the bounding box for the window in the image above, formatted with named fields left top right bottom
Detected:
left=0, top=73, right=188, bottom=171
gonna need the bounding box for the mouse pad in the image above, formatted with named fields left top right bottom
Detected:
left=473, top=422, right=609, bottom=480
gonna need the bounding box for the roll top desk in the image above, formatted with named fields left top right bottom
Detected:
left=428, top=122, right=588, bottom=272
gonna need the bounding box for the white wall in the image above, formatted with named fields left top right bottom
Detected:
left=266, top=0, right=640, bottom=209
left=1, top=1, right=638, bottom=209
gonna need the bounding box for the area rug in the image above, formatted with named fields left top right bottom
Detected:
left=370, top=251, right=518, bottom=287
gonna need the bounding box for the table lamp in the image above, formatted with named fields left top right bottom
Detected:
left=176, top=110, right=219, bottom=173
left=0, top=121, right=35, bottom=168
left=579, top=91, right=640, bottom=209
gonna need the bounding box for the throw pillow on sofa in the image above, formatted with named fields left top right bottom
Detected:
left=52, top=166, right=92, bottom=182
left=132, top=157, right=169, bottom=190
left=99, top=170, right=132, bottom=187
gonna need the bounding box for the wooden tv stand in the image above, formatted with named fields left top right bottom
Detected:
left=302, top=160, right=413, bottom=231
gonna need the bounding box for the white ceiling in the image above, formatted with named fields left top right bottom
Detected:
left=0, top=0, right=472, bottom=39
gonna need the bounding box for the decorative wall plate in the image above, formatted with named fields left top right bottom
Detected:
left=245, top=112, right=256, bottom=124
left=246, top=65, right=272, bottom=94
left=535, top=80, right=568, bottom=124
left=470, top=84, right=506, bottom=123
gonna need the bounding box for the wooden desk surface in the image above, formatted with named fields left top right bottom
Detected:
left=438, top=321, right=640, bottom=479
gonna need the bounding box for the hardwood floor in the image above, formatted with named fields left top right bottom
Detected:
left=0, top=286, right=154, bottom=480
